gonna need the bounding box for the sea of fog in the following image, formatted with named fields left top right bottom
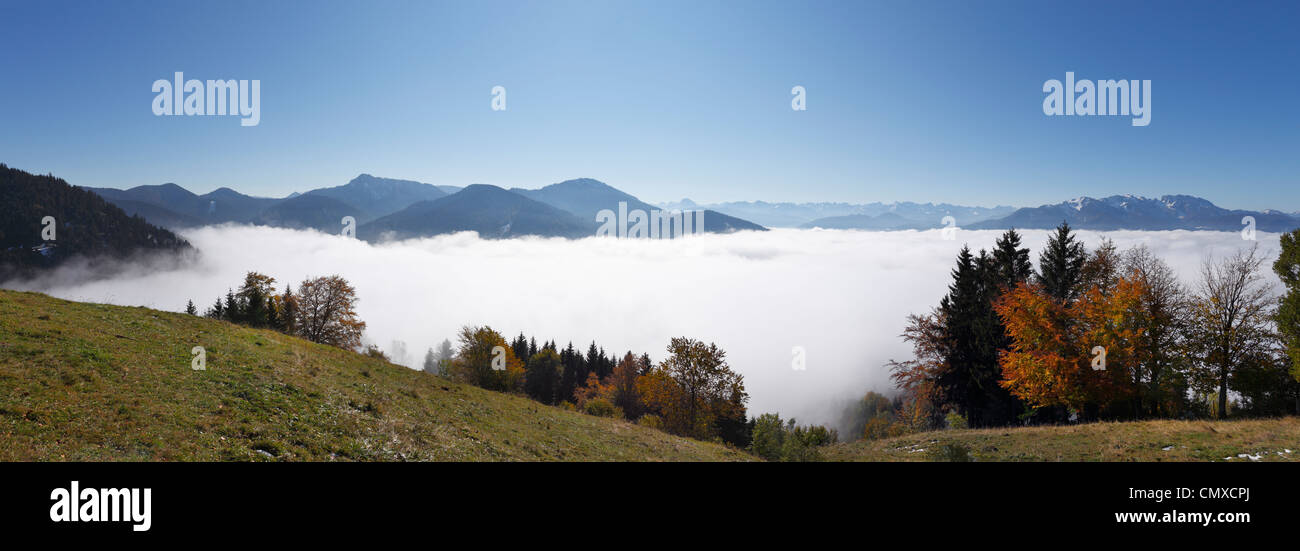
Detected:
left=3, top=226, right=1281, bottom=429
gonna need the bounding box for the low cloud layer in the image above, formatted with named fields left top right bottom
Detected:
left=4, top=226, right=1280, bottom=429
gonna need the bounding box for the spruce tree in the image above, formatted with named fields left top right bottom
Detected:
left=1275, top=230, right=1300, bottom=388
left=422, top=348, right=438, bottom=374
left=281, top=285, right=297, bottom=335
left=931, top=245, right=1028, bottom=427
left=208, top=297, right=224, bottom=319
left=185, top=300, right=197, bottom=316
left=1037, top=222, right=1086, bottom=304
left=990, top=229, right=1033, bottom=291
left=224, top=290, right=240, bottom=323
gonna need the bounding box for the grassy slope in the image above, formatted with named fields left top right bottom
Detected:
left=0, top=290, right=749, bottom=461
left=825, top=418, right=1300, bottom=462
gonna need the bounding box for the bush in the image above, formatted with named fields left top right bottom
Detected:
left=637, top=414, right=663, bottom=430
left=945, top=411, right=968, bottom=430
left=747, top=413, right=836, bottom=462
left=748, top=413, right=785, bottom=461
left=363, top=345, right=388, bottom=361
left=583, top=398, right=622, bottom=418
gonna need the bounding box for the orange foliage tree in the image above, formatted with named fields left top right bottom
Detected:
left=994, top=276, right=1147, bottom=416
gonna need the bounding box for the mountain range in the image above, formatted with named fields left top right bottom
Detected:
left=966, top=195, right=1300, bottom=232
left=82, top=175, right=768, bottom=239
left=659, top=199, right=1018, bottom=229
left=64, top=169, right=1300, bottom=237
left=670, top=195, right=1300, bottom=233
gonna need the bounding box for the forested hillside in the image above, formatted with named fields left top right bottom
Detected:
left=0, top=165, right=190, bottom=281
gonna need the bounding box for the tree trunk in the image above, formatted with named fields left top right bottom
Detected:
left=1217, top=364, right=1229, bottom=419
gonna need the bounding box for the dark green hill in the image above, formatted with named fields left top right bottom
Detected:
left=0, top=165, right=190, bottom=280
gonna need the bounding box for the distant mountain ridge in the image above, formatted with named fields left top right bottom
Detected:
left=360, top=184, right=594, bottom=240
left=676, top=194, right=1299, bottom=233
left=515, top=179, right=766, bottom=234
left=967, top=194, right=1300, bottom=232
left=663, top=199, right=1017, bottom=229
left=82, top=175, right=768, bottom=239
left=303, top=174, right=447, bottom=223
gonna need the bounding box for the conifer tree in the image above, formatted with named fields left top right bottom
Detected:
left=1037, top=222, right=1086, bottom=304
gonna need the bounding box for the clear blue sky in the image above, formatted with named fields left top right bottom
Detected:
left=1, top=0, right=1296, bottom=209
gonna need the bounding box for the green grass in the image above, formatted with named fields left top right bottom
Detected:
left=0, top=289, right=750, bottom=462
left=824, top=417, right=1300, bottom=462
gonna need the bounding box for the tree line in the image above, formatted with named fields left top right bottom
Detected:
left=188, top=272, right=366, bottom=350
left=187, top=273, right=840, bottom=459
left=871, top=224, right=1300, bottom=438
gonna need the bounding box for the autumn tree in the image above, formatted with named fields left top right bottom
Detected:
left=1122, top=245, right=1192, bottom=416
left=608, top=352, right=645, bottom=419
left=1186, top=246, right=1276, bottom=418
left=994, top=270, right=1147, bottom=419
left=448, top=325, right=524, bottom=392
left=650, top=337, right=748, bottom=441
left=295, top=275, right=366, bottom=350
left=886, top=311, right=946, bottom=432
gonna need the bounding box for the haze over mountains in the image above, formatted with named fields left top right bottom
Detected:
left=672, top=195, right=1300, bottom=233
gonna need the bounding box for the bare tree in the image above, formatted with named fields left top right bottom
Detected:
left=1186, top=245, right=1276, bottom=418
left=295, top=275, right=366, bottom=350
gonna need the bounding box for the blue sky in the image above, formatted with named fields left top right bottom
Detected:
left=1, top=0, right=1296, bottom=209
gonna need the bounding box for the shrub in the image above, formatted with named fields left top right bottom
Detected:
left=945, top=411, right=968, bottom=430
left=637, top=414, right=663, bottom=430
left=583, top=398, right=622, bottom=418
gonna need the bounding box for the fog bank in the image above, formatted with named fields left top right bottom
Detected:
left=4, top=225, right=1279, bottom=429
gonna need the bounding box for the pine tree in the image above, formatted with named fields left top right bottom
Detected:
left=207, top=297, right=224, bottom=319
left=511, top=333, right=529, bottom=363
left=1274, top=230, right=1300, bottom=388
left=559, top=342, right=581, bottom=404
left=224, top=289, right=239, bottom=323
left=423, top=347, right=438, bottom=374
left=1037, top=222, right=1086, bottom=304
left=934, top=247, right=1010, bottom=427
left=185, top=300, right=197, bottom=316
left=524, top=348, right=562, bottom=405
left=990, top=229, right=1033, bottom=291
left=280, top=284, right=297, bottom=335
left=435, top=339, right=453, bottom=375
